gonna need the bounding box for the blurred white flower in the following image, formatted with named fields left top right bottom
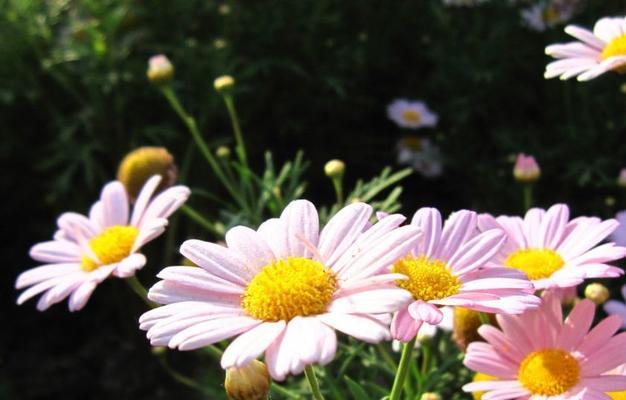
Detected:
left=610, top=211, right=626, bottom=247
left=396, top=136, right=443, bottom=178
left=521, top=0, right=579, bottom=32
left=604, top=284, right=626, bottom=329
left=387, top=99, right=438, bottom=130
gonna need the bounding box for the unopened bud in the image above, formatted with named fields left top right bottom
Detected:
left=606, top=196, right=616, bottom=207
left=214, top=75, right=235, bottom=92
left=117, top=147, right=177, bottom=201
left=324, top=159, right=345, bottom=179
left=147, top=55, right=174, bottom=85
left=224, top=360, right=271, bottom=400
left=513, top=153, right=540, bottom=183
left=618, top=168, right=626, bottom=188
left=420, top=393, right=441, bottom=400
left=452, top=307, right=495, bottom=352
left=214, top=38, right=227, bottom=49
left=584, top=283, right=609, bottom=305
left=216, top=146, right=231, bottom=159
left=471, top=373, right=496, bottom=400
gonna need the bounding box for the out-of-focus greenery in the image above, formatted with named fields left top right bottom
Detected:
left=3, top=0, right=626, bottom=399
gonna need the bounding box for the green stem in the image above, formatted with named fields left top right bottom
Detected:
left=331, top=177, right=344, bottom=206
left=180, top=204, right=224, bottom=237
left=160, top=86, right=248, bottom=211
left=304, top=365, right=325, bottom=400
left=125, top=275, right=157, bottom=308
left=222, top=94, right=248, bottom=166
left=523, top=184, right=533, bottom=212
left=389, top=337, right=416, bottom=400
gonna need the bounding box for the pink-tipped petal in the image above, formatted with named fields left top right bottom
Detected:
left=100, top=181, right=129, bottom=227
left=221, top=321, right=286, bottom=368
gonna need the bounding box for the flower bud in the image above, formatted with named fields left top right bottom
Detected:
left=117, top=147, right=177, bottom=201
left=513, top=153, right=540, bottom=183
left=214, top=38, right=227, bottom=49
left=584, top=283, right=610, bottom=305
left=214, top=75, right=235, bottom=92
left=420, top=393, right=441, bottom=400
left=216, top=146, right=231, bottom=159
left=324, top=159, right=345, bottom=179
left=618, top=168, right=626, bottom=188
left=147, top=55, right=174, bottom=85
left=224, top=360, right=271, bottom=400
left=151, top=346, right=166, bottom=356
left=452, top=307, right=495, bottom=352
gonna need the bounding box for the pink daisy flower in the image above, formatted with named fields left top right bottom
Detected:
left=387, top=99, right=438, bottom=129
left=463, top=291, right=626, bottom=399
left=139, top=200, right=420, bottom=380
left=16, top=175, right=190, bottom=312
left=545, top=16, right=626, bottom=81
left=479, top=204, right=626, bottom=290
left=390, top=207, right=540, bottom=343
left=604, top=285, right=626, bottom=330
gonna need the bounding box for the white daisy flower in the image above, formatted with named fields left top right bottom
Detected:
left=396, top=136, right=443, bottom=178
left=16, top=175, right=190, bottom=311
left=387, top=99, right=438, bottom=130
left=545, top=16, right=626, bottom=81
left=521, top=0, right=578, bottom=32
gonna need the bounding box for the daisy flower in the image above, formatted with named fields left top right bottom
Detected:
left=545, top=16, right=626, bottom=81
left=390, top=207, right=539, bottom=343
left=396, top=136, right=443, bottom=178
left=139, top=200, right=420, bottom=380
left=387, top=99, right=438, bottom=130
left=478, top=204, right=626, bottom=290
left=391, top=306, right=454, bottom=352
left=604, top=285, right=626, bottom=330
left=463, top=291, right=626, bottom=399
left=15, top=175, right=190, bottom=311
left=521, top=0, right=578, bottom=32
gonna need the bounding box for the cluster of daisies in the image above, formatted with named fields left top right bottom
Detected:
left=16, top=171, right=626, bottom=399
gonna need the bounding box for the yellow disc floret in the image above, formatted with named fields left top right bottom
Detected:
left=608, top=391, right=626, bottom=400
left=402, top=110, right=422, bottom=124
left=504, top=248, right=564, bottom=280
left=393, top=255, right=461, bottom=301
left=242, top=257, right=337, bottom=321
left=518, top=349, right=580, bottom=396
left=602, top=34, right=626, bottom=60
left=80, top=225, right=139, bottom=272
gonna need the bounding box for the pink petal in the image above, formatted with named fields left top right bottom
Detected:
left=391, top=307, right=423, bottom=342
left=448, top=229, right=506, bottom=275
left=318, top=313, right=390, bottom=343
left=155, top=266, right=244, bottom=295
left=539, top=204, right=569, bottom=249
left=434, top=210, right=477, bottom=260
left=130, top=175, right=161, bottom=226
left=328, top=288, right=412, bottom=314
left=225, top=226, right=276, bottom=271
left=565, top=25, right=606, bottom=49
left=581, top=332, right=626, bottom=375
left=257, top=218, right=289, bottom=259
left=317, top=202, right=372, bottom=266
left=408, top=301, right=443, bottom=325
left=579, top=376, right=626, bottom=392
left=280, top=199, right=319, bottom=258
left=15, top=263, right=81, bottom=289
left=68, top=281, right=97, bottom=311
left=180, top=239, right=252, bottom=285
left=411, top=207, right=442, bottom=258
left=100, top=181, right=129, bottom=227
left=221, top=321, right=286, bottom=368
left=169, top=316, right=260, bottom=350
left=556, top=299, right=595, bottom=351
left=114, top=253, right=146, bottom=278
left=464, top=342, right=518, bottom=378
left=140, top=185, right=190, bottom=223
left=29, top=241, right=82, bottom=263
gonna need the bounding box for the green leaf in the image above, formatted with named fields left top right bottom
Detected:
left=344, top=376, right=370, bottom=400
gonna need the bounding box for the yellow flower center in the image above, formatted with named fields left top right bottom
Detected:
left=80, top=225, right=139, bottom=272
left=504, top=248, right=564, bottom=280
left=472, top=373, right=496, bottom=400
left=542, top=6, right=560, bottom=24
left=601, top=34, right=626, bottom=73
left=241, top=257, right=337, bottom=321
left=602, top=34, right=626, bottom=60
left=402, top=110, right=422, bottom=124
left=518, top=349, right=580, bottom=396
left=609, top=392, right=626, bottom=400
left=392, top=255, right=461, bottom=301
